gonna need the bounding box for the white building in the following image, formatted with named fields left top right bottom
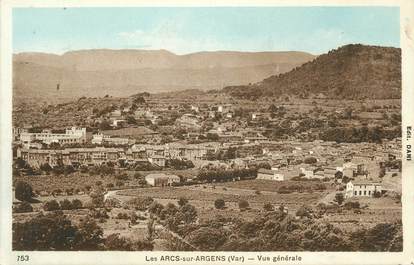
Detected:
left=300, top=167, right=315, bottom=179
left=145, top=173, right=180, bottom=187
left=257, top=168, right=284, bottom=181
left=92, top=133, right=131, bottom=146
left=345, top=180, right=382, bottom=198
left=20, top=127, right=86, bottom=146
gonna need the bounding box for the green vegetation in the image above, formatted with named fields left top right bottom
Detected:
left=223, top=44, right=401, bottom=100
left=15, top=181, right=34, bottom=202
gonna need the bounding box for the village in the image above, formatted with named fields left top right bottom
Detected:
left=11, top=95, right=403, bottom=251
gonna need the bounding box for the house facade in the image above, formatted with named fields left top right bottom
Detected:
left=145, top=173, right=180, bottom=186
left=257, top=168, right=284, bottom=181
left=345, top=181, right=382, bottom=198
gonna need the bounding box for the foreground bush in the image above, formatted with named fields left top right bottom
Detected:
left=13, top=202, right=33, bottom=213
left=13, top=212, right=104, bottom=250
left=15, top=181, right=34, bottom=202
left=104, top=233, right=153, bottom=251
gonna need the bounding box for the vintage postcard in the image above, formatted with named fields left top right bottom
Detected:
left=0, top=0, right=413, bottom=264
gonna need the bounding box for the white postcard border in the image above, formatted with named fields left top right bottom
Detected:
left=1, top=0, right=413, bottom=264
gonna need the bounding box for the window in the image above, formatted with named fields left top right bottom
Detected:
left=369, top=191, right=371, bottom=195
left=359, top=191, right=362, bottom=195
left=364, top=191, right=366, bottom=195
left=354, top=191, right=357, bottom=195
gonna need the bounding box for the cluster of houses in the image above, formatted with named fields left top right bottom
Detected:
left=18, top=127, right=87, bottom=147
left=13, top=113, right=401, bottom=198
left=16, top=142, right=221, bottom=169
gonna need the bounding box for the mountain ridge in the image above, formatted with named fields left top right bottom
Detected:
left=223, top=44, right=401, bottom=100
left=13, top=49, right=315, bottom=99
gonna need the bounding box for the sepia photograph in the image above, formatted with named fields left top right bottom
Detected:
left=2, top=1, right=413, bottom=264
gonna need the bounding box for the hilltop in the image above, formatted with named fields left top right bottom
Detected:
left=13, top=49, right=314, bottom=100
left=223, top=44, right=401, bottom=100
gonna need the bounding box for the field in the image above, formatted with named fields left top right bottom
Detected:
left=321, top=196, right=402, bottom=232
left=13, top=169, right=199, bottom=194
left=116, top=179, right=333, bottom=222
left=213, top=179, right=335, bottom=192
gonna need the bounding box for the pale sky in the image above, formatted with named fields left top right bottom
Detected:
left=13, top=7, right=400, bottom=55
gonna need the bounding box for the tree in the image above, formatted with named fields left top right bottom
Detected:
left=73, top=217, right=104, bottom=250
left=263, top=203, right=274, bottom=211
left=13, top=212, right=103, bottom=251
left=146, top=217, right=156, bottom=241
left=13, top=212, right=78, bottom=250
left=379, top=167, right=386, bottom=178
left=335, top=171, right=343, bottom=179
left=40, top=163, right=52, bottom=173
left=214, top=199, right=225, bottom=209
left=72, top=199, right=83, bottom=209
left=304, top=157, right=317, bottom=164
left=43, top=200, right=61, bottom=211
left=138, top=179, right=147, bottom=186
left=180, top=203, right=197, bottom=224
left=15, top=181, right=34, bottom=202
left=13, top=202, right=33, bottom=213
left=148, top=202, right=164, bottom=216
left=60, top=199, right=73, bottom=210
left=296, top=205, right=312, bottom=218
left=187, top=227, right=228, bottom=251
left=238, top=200, right=249, bottom=210
left=99, top=120, right=111, bottom=130
left=105, top=233, right=133, bottom=250
left=14, top=158, right=27, bottom=169
left=373, top=190, right=382, bottom=198
left=334, top=193, right=345, bottom=205
left=178, top=197, right=189, bottom=207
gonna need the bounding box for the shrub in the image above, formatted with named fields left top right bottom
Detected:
left=43, top=200, right=61, bottom=211
left=180, top=203, right=198, bottom=224
left=104, top=233, right=133, bottom=250
left=344, top=201, right=360, bottom=210
left=15, top=181, right=34, bottom=202
left=116, top=180, right=124, bottom=187
left=254, top=190, right=261, bottom=195
left=296, top=205, right=312, bottom=218
left=178, top=197, right=189, bottom=207
left=117, top=212, right=129, bottom=219
left=214, top=199, right=225, bottom=209
left=238, top=200, right=249, bottom=210
left=60, top=199, right=73, bottom=210
left=334, top=193, right=345, bottom=205
left=115, top=173, right=129, bottom=181
left=72, top=199, right=83, bottom=209
left=13, top=212, right=103, bottom=250
left=148, top=202, right=164, bottom=216
left=105, top=198, right=121, bottom=208
left=14, top=202, right=33, bottom=213
left=65, top=188, right=74, bottom=195
left=263, top=203, right=274, bottom=211
left=90, top=208, right=109, bottom=220
left=127, top=197, right=154, bottom=211
left=373, top=191, right=382, bottom=198
left=304, top=157, right=317, bottom=164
